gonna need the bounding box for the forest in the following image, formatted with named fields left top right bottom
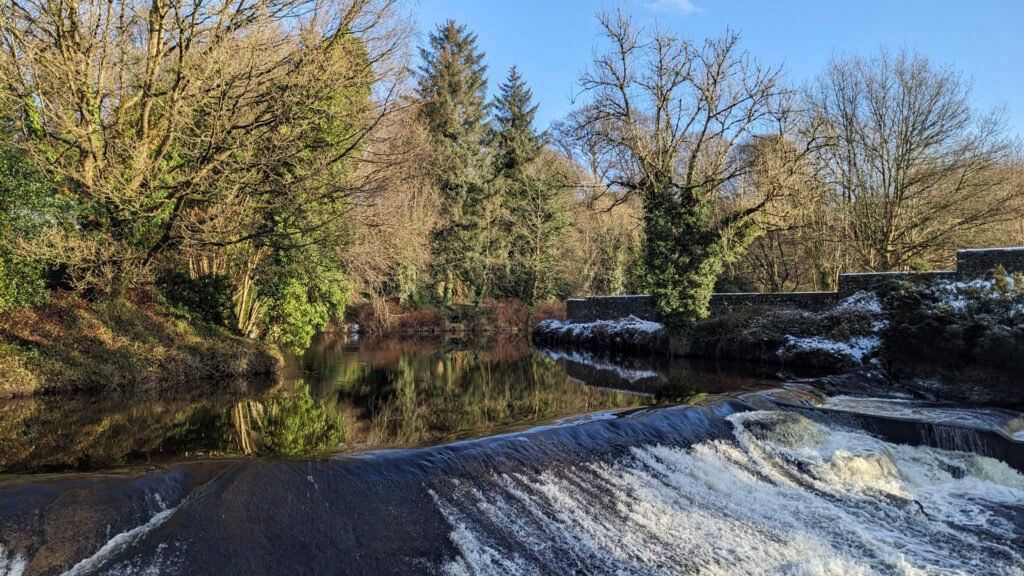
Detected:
left=0, top=0, right=1020, bottom=353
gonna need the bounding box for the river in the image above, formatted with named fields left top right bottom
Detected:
left=0, top=335, right=1021, bottom=575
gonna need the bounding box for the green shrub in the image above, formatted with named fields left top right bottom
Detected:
left=159, top=271, right=235, bottom=327
left=264, top=273, right=349, bottom=352
left=0, top=147, right=61, bottom=310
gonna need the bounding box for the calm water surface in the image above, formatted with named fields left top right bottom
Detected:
left=0, top=335, right=772, bottom=474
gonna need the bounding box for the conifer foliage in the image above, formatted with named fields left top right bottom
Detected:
left=492, top=67, right=567, bottom=304
left=417, top=20, right=495, bottom=305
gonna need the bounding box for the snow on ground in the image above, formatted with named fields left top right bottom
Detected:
left=928, top=275, right=1024, bottom=316
left=535, top=315, right=665, bottom=338
left=835, top=291, right=884, bottom=315
left=778, top=335, right=882, bottom=365
left=775, top=291, right=886, bottom=366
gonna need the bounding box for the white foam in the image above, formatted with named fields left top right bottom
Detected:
left=60, top=503, right=180, bottom=576
left=0, top=545, right=26, bottom=576
left=823, top=396, right=1024, bottom=440
left=434, top=411, right=1024, bottom=575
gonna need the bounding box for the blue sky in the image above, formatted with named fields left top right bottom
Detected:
left=410, top=0, right=1024, bottom=139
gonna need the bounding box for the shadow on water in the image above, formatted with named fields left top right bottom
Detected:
left=535, top=345, right=776, bottom=402
left=0, top=334, right=776, bottom=475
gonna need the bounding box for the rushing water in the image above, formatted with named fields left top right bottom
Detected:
left=0, top=336, right=1022, bottom=575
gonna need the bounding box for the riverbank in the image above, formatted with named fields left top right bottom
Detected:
left=534, top=273, right=1024, bottom=409
left=0, top=289, right=281, bottom=398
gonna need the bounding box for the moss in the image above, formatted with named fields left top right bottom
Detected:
left=0, top=288, right=281, bottom=396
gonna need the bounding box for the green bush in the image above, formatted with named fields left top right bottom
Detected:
left=264, top=272, right=349, bottom=352
left=0, top=147, right=61, bottom=310
left=158, top=271, right=235, bottom=327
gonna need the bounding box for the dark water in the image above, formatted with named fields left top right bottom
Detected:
left=1, top=337, right=1023, bottom=575
left=0, top=335, right=770, bottom=475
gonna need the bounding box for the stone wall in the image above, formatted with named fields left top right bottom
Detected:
left=564, top=246, right=1024, bottom=324
left=709, top=291, right=838, bottom=314
left=956, top=247, right=1024, bottom=279
left=837, top=271, right=956, bottom=297
left=566, top=296, right=659, bottom=323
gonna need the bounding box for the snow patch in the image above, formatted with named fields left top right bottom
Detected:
left=929, top=276, right=1024, bottom=316
left=778, top=335, right=881, bottom=364
left=536, top=315, right=665, bottom=338
left=836, top=290, right=884, bottom=315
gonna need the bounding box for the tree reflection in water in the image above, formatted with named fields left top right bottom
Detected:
left=297, top=335, right=647, bottom=449
left=0, top=336, right=645, bottom=473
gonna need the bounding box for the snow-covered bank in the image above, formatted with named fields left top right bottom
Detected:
left=535, top=273, right=1024, bottom=407
left=532, top=315, right=672, bottom=354
left=687, top=290, right=888, bottom=373
left=882, top=273, right=1024, bottom=408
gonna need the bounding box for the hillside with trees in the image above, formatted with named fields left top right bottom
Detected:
left=0, top=1, right=1020, bottom=393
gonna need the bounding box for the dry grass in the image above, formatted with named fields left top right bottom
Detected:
left=531, top=300, right=567, bottom=324
left=477, top=299, right=531, bottom=333
left=352, top=300, right=444, bottom=336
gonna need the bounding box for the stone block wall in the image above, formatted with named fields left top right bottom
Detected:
left=837, top=271, right=956, bottom=297
left=566, top=296, right=659, bottom=323
left=709, top=291, right=838, bottom=314
left=564, top=246, right=1024, bottom=324
left=956, top=247, right=1024, bottom=279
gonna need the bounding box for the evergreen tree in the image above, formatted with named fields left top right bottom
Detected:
left=492, top=67, right=567, bottom=304
left=417, top=20, right=494, bottom=305
left=493, top=66, right=543, bottom=175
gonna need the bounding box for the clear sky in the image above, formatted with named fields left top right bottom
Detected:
left=410, top=0, right=1024, bottom=139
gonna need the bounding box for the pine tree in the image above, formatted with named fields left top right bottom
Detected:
left=493, top=66, right=543, bottom=175
left=492, top=67, right=567, bottom=304
left=417, top=20, right=494, bottom=306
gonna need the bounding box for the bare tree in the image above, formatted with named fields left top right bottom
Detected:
left=807, top=49, right=1020, bottom=271
left=565, top=10, right=795, bottom=326
left=341, top=103, right=440, bottom=330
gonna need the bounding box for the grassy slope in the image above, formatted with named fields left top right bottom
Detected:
left=0, top=289, right=281, bottom=397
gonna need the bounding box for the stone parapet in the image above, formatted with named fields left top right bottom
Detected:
left=563, top=246, right=1024, bottom=323
left=956, top=247, right=1024, bottom=279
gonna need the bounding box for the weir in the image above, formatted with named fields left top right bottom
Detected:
left=2, top=388, right=1022, bottom=574
left=566, top=246, right=1024, bottom=323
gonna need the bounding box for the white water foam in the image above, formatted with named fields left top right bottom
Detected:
left=0, top=545, right=26, bottom=576
left=433, top=411, right=1024, bottom=575
left=59, top=503, right=180, bottom=576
